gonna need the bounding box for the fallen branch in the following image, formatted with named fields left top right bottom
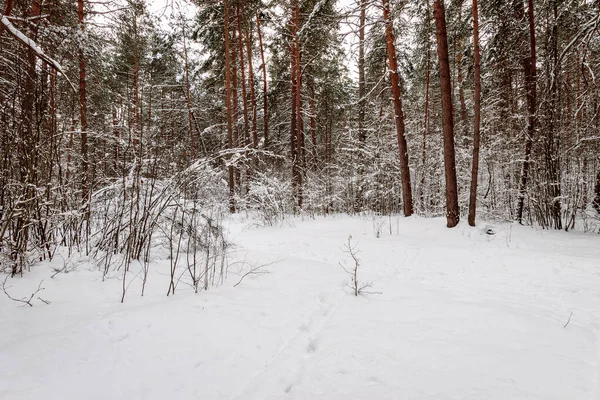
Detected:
left=233, top=260, right=280, bottom=288
left=2, top=275, right=46, bottom=307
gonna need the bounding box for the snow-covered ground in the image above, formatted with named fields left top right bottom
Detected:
left=1, top=215, right=599, bottom=399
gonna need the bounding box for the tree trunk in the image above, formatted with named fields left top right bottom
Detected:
left=231, top=17, right=241, bottom=186
left=295, top=34, right=304, bottom=208
left=433, top=0, right=460, bottom=227
left=236, top=6, right=250, bottom=146
left=290, top=0, right=303, bottom=208
left=420, top=1, right=431, bottom=209
left=290, top=40, right=298, bottom=202
left=456, top=0, right=467, bottom=135
left=358, top=0, right=366, bottom=143
left=468, top=0, right=481, bottom=227
left=182, top=23, right=196, bottom=159
left=78, top=0, right=89, bottom=209
left=244, top=17, right=258, bottom=148
left=382, top=0, right=413, bottom=217
left=223, top=0, right=235, bottom=212
left=516, top=0, right=537, bottom=224
left=309, top=82, right=317, bottom=162
left=256, top=13, right=268, bottom=147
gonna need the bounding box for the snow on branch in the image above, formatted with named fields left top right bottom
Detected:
left=298, top=0, right=327, bottom=38
left=0, top=15, right=76, bottom=92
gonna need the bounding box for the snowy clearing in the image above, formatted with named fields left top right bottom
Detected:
left=1, top=215, right=599, bottom=400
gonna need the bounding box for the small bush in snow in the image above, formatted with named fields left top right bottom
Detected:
left=246, top=172, right=293, bottom=226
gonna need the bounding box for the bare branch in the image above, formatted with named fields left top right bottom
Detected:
left=2, top=275, right=46, bottom=307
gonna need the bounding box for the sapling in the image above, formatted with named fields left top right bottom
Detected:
left=339, top=235, right=373, bottom=296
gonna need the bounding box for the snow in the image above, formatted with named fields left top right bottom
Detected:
left=1, top=215, right=599, bottom=399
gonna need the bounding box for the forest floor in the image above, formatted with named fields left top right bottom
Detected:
left=1, top=214, right=599, bottom=399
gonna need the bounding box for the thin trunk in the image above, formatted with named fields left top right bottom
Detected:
left=256, top=13, right=268, bottom=146
left=433, top=0, right=460, bottom=227
left=516, top=0, right=537, bottom=224
left=358, top=0, right=366, bottom=143
left=231, top=18, right=241, bottom=187
left=546, top=1, right=561, bottom=229
left=224, top=0, right=235, bottom=212
left=78, top=0, right=89, bottom=208
left=182, top=23, right=196, bottom=159
left=290, top=48, right=298, bottom=198
left=113, top=106, right=119, bottom=175
left=290, top=0, right=299, bottom=204
left=132, top=15, right=140, bottom=157
left=244, top=17, right=258, bottom=148
left=0, top=0, right=13, bottom=36
left=456, top=0, right=467, bottom=134
left=236, top=6, right=250, bottom=146
left=310, top=83, right=317, bottom=161
left=382, top=0, right=413, bottom=217
left=468, top=0, right=481, bottom=226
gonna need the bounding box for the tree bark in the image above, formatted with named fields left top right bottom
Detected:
left=382, top=0, right=413, bottom=217
left=433, top=0, right=460, bottom=227
left=244, top=17, right=258, bottom=148
left=182, top=22, right=196, bottom=159
left=516, top=0, right=537, bottom=224
left=78, top=0, right=89, bottom=209
left=468, top=0, right=481, bottom=226
left=456, top=0, right=467, bottom=135
left=309, top=82, right=317, bottom=161
left=224, top=0, right=235, bottom=212
left=420, top=1, right=431, bottom=209
left=256, top=13, right=268, bottom=147
left=358, top=0, right=366, bottom=143
left=236, top=6, right=250, bottom=146
left=295, top=33, right=304, bottom=208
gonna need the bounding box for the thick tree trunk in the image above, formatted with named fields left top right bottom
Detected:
left=420, top=1, right=431, bottom=209
left=544, top=1, right=561, bottom=229
left=295, top=36, right=304, bottom=208
left=433, top=0, right=460, bottom=227
left=381, top=0, right=413, bottom=217
left=14, top=0, right=41, bottom=274
left=468, top=0, right=481, bottom=226
left=290, top=0, right=304, bottom=208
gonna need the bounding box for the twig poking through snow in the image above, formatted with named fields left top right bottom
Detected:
left=564, top=312, right=573, bottom=328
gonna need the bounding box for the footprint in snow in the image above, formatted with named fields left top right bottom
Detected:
left=306, top=338, right=318, bottom=354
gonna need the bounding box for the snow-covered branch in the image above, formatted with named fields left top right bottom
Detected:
left=0, top=15, right=76, bottom=92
